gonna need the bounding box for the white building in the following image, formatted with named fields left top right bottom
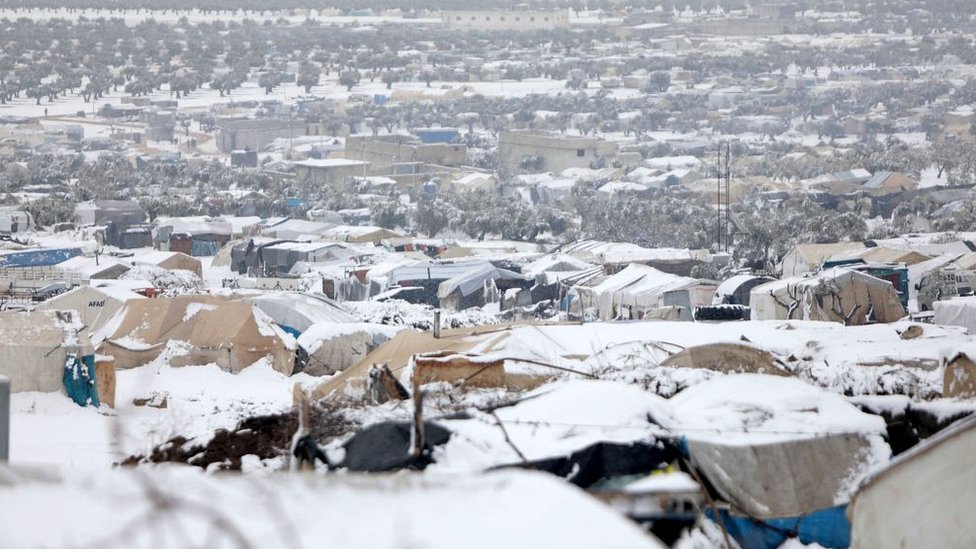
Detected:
left=441, top=9, right=570, bottom=32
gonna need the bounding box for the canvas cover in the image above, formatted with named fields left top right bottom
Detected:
left=97, top=295, right=295, bottom=375
left=310, top=323, right=573, bottom=400
left=669, top=375, right=889, bottom=520
left=849, top=415, right=976, bottom=549
left=133, top=251, right=203, bottom=277
left=659, top=342, right=788, bottom=376
left=37, top=285, right=144, bottom=334
left=297, top=322, right=400, bottom=376
left=0, top=311, right=94, bottom=393
left=570, top=264, right=701, bottom=320
left=237, top=292, right=356, bottom=335
left=688, top=434, right=874, bottom=519
left=932, top=296, right=976, bottom=333
left=750, top=268, right=905, bottom=324
left=944, top=352, right=976, bottom=398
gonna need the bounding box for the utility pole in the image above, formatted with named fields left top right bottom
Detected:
left=716, top=142, right=732, bottom=253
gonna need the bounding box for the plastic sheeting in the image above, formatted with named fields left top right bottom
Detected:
left=63, top=354, right=99, bottom=408
left=711, top=505, right=850, bottom=549
left=0, top=247, right=81, bottom=268
left=501, top=441, right=679, bottom=489
left=339, top=421, right=451, bottom=472
left=240, top=292, right=355, bottom=334
left=932, top=296, right=976, bottom=333
left=849, top=415, right=976, bottom=549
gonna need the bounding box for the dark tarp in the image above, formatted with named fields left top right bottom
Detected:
left=499, top=441, right=680, bottom=488
left=339, top=421, right=451, bottom=472
left=63, top=353, right=99, bottom=407
left=709, top=505, right=850, bottom=549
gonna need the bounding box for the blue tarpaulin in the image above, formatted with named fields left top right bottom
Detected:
left=190, top=240, right=219, bottom=257
left=63, top=354, right=99, bottom=408
left=708, top=505, right=851, bottom=549
left=0, top=248, right=82, bottom=268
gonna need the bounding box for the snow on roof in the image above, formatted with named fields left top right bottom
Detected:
left=384, top=259, right=491, bottom=285
left=157, top=216, right=233, bottom=236
left=714, top=274, right=766, bottom=299
left=293, top=158, right=368, bottom=168
left=521, top=254, right=596, bottom=278
left=644, top=155, right=701, bottom=169
left=297, top=321, right=404, bottom=353
left=665, top=374, right=888, bottom=444
left=50, top=284, right=145, bottom=305
left=57, top=255, right=129, bottom=277
left=434, top=380, right=672, bottom=471
left=562, top=240, right=693, bottom=264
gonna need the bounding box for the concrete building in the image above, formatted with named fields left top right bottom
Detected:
left=442, top=9, right=570, bottom=31
left=294, top=158, right=370, bottom=186
left=215, top=119, right=319, bottom=153
left=498, top=131, right=616, bottom=175
left=345, top=134, right=467, bottom=173
left=74, top=200, right=146, bottom=227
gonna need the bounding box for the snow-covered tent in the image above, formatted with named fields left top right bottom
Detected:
left=568, top=264, right=712, bottom=320
left=311, top=323, right=584, bottom=400
left=0, top=310, right=93, bottom=393
left=297, top=322, right=403, bottom=376
left=132, top=251, right=203, bottom=277
left=932, top=296, right=976, bottom=333
left=849, top=415, right=976, bottom=549
left=667, top=374, right=890, bottom=549
left=437, top=264, right=531, bottom=310
left=712, top=274, right=775, bottom=306
left=658, top=342, right=788, bottom=375
left=778, top=242, right=866, bottom=277
left=96, top=295, right=296, bottom=375
left=56, top=255, right=131, bottom=281
left=321, top=225, right=403, bottom=244
left=36, top=285, right=145, bottom=334
left=750, top=268, right=905, bottom=324
left=236, top=292, right=355, bottom=337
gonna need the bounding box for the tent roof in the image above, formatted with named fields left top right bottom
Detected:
left=100, top=294, right=294, bottom=351
left=437, top=264, right=529, bottom=299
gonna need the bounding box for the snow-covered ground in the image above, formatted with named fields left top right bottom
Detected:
left=0, top=467, right=664, bottom=549
left=10, top=356, right=320, bottom=467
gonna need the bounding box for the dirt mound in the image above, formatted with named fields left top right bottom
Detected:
left=122, top=403, right=356, bottom=470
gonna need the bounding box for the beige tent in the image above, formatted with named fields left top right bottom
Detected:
left=849, top=415, right=976, bottom=548
left=36, top=285, right=145, bottom=334
left=827, top=246, right=932, bottom=267
left=943, top=351, right=976, bottom=399
left=132, top=251, right=203, bottom=277
left=750, top=268, right=905, bottom=324
left=97, top=295, right=295, bottom=374
left=779, top=242, right=866, bottom=277
left=659, top=342, right=789, bottom=376
left=0, top=310, right=93, bottom=393
left=310, top=323, right=569, bottom=400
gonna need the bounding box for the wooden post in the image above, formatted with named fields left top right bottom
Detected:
left=412, top=376, right=425, bottom=459
left=0, top=375, right=8, bottom=462
left=433, top=309, right=441, bottom=339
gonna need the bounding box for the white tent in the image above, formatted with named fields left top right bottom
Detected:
left=750, top=268, right=905, bottom=324
left=237, top=292, right=356, bottom=335
left=932, top=296, right=976, bottom=333
left=666, top=374, right=890, bottom=519
left=570, top=264, right=707, bottom=320
left=297, top=322, right=403, bottom=376
left=0, top=311, right=92, bottom=393
left=36, top=285, right=145, bottom=334
left=849, top=415, right=976, bottom=548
